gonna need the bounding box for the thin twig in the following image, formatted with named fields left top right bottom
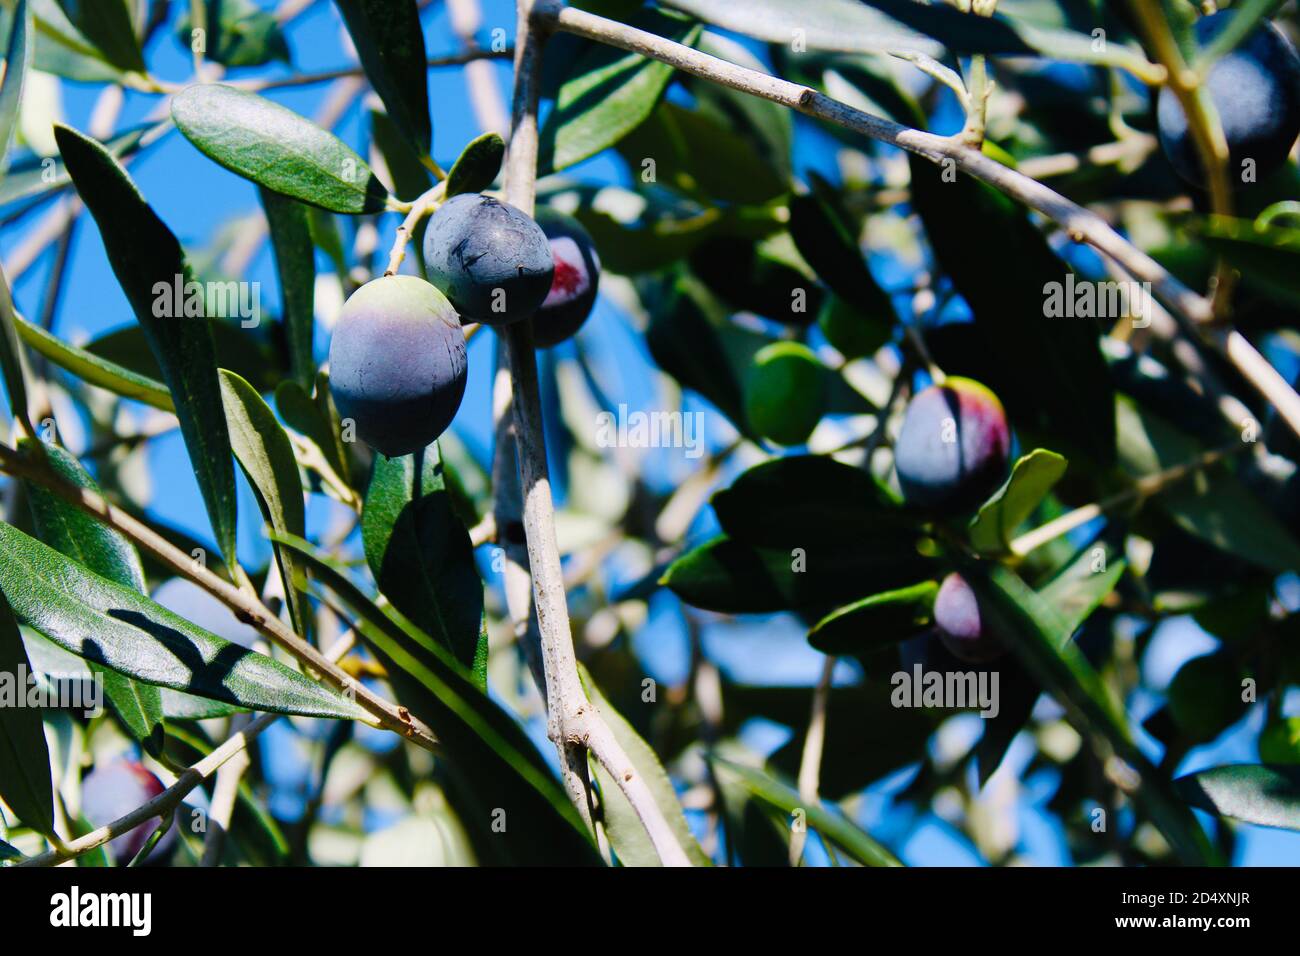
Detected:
left=20, top=635, right=355, bottom=867
left=1009, top=441, right=1243, bottom=556
left=501, top=0, right=691, bottom=866
left=789, top=655, right=835, bottom=866
left=0, top=442, right=437, bottom=750
left=536, top=2, right=1300, bottom=443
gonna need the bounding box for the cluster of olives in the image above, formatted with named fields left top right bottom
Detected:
left=1157, top=11, right=1300, bottom=185
left=329, top=194, right=601, bottom=457
left=894, top=376, right=1012, bottom=663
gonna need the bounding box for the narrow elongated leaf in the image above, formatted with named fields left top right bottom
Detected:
left=171, top=84, right=390, bottom=214
left=178, top=0, right=288, bottom=68
left=275, top=380, right=350, bottom=491
left=55, top=123, right=239, bottom=565
left=68, top=0, right=143, bottom=73
left=808, top=581, right=938, bottom=655
left=25, top=0, right=120, bottom=82
left=975, top=535, right=1126, bottom=785
left=0, top=121, right=158, bottom=214
left=11, top=310, right=172, bottom=411
left=713, top=757, right=901, bottom=866
left=20, top=440, right=164, bottom=752
left=0, top=837, right=22, bottom=860
left=1118, top=400, right=1300, bottom=572
left=962, top=560, right=1218, bottom=864
left=1175, top=764, right=1300, bottom=831
left=0, top=590, right=55, bottom=837
left=444, top=132, right=504, bottom=198
left=0, top=264, right=31, bottom=431
left=969, top=449, right=1068, bottom=554
left=218, top=371, right=308, bottom=635
left=711, top=454, right=900, bottom=546
left=788, top=181, right=896, bottom=326
left=0, top=0, right=32, bottom=169
left=0, top=521, right=366, bottom=720
left=579, top=667, right=707, bottom=866
left=363, top=448, right=485, bottom=683
left=332, top=0, right=431, bottom=155
left=663, top=534, right=934, bottom=614
left=539, top=9, right=702, bottom=172
left=259, top=188, right=316, bottom=389
left=271, top=532, right=599, bottom=866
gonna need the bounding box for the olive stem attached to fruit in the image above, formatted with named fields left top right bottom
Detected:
left=496, top=0, right=692, bottom=867
left=384, top=181, right=446, bottom=277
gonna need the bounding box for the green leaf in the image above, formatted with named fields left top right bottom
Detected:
left=271, top=531, right=600, bottom=866
left=788, top=179, right=897, bottom=330
left=712, top=757, right=901, bottom=866
left=643, top=275, right=751, bottom=438
left=0, top=263, right=32, bottom=432
left=275, top=380, right=351, bottom=492
left=0, top=122, right=158, bottom=214
left=332, top=0, right=431, bottom=155
left=26, top=0, right=121, bottom=82
left=0, top=0, right=31, bottom=170
left=662, top=0, right=1157, bottom=76
left=909, top=155, right=1115, bottom=466
left=975, top=534, right=1126, bottom=785
left=11, top=309, right=173, bottom=411
left=618, top=100, right=789, bottom=205
left=56, top=123, right=239, bottom=565
left=20, top=439, right=165, bottom=753
left=258, top=187, right=316, bottom=389
left=87, top=318, right=286, bottom=399
left=961, top=560, right=1218, bottom=864
left=0, top=520, right=367, bottom=720
left=808, top=581, right=938, bottom=655
left=444, top=132, right=504, bottom=198
left=369, top=107, right=431, bottom=202
left=710, top=455, right=902, bottom=546
left=171, top=84, right=390, bottom=214
left=217, top=370, right=308, bottom=635
left=539, top=9, right=702, bottom=172
left=65, top=0, right=142, bottom=73
left=0, top=589, right=55, bottom=838
left=969, top=448, right=1068, bottom=554
left=0, top=837, right=22, bottom=860
left=363, top=448, right=486, bottom=684
left=663, top=533, right=934, bottom=614
left=178, top=0, right=289, bottom=68
left=1174, top=764, right=1300, bottom=831
left=579, top=666, right=708, bottom=866
left=1117, top=399, right=1300, bottom=573
left=1192, top=216, right=1300, bottom=309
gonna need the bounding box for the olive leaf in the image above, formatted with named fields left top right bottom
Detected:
left=0, top=589, right=56, bottom=838
left=20, top=439, right=165, bottom=754
left=0, top=520, right=367, bottom=720
left=55, top=122, right=240, bottom=566
left=171, top=84, right=390, bottom=214
left=332, top=0, right=431, bottom=156
left=259, top=187, right=316, bottom=389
